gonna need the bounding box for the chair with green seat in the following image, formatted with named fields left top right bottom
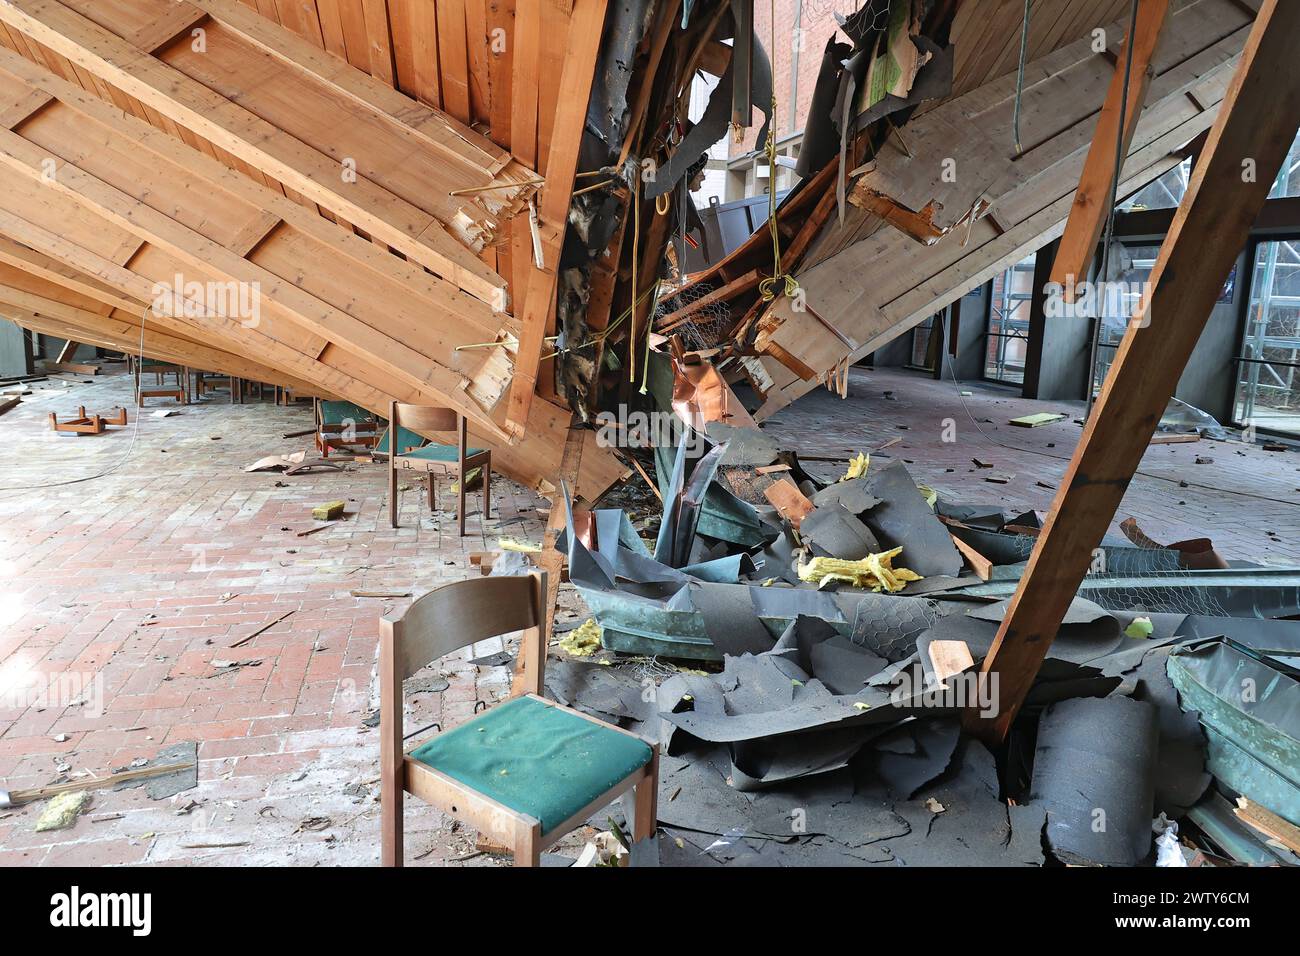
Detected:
left=380, top=572, right=659, bottom=866
left=315, top=399, right=380, bottom=457
left=386, top=401, right=491, bottom=537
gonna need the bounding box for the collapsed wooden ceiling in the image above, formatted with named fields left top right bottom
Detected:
left=0, top=0, right=1262, bottom=501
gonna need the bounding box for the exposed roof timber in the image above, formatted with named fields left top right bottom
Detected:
left=0, top=293, right=320, bottom=393
left=0, top=259, right=321, bottom=390
left=969, top=0, right=1300, bottom=741
left=1049, top=0, right=1175, bottom=292
left=0, top=0, right=530, bottom=306
left=0, top=182, right=622, bottom=497
left=504, top=0, right=610, bottom=436
left=749, top=0, right=1254, bottom=417
left=0, top=43, right=515, bottom=434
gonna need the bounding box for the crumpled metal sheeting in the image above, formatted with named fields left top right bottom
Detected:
left=1168, top=636, right=1300, bottom=828
left=618, top=579, right=944, bottom=662
left=653, top=440, right=779, bottom=549
left=955, top=567, right=1300, bottom=618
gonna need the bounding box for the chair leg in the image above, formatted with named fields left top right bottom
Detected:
left=427, top=474, right=436, bottom=511
left=381, top=777, right=404, bottom=867
left=388, top=460, right=398, bottom=529
left=513, top=819, right=542, bottom=867
left=482, top=465, right=492, bottom=522
left=631, top=745, right=660, bottom=846
left=458, top=473, right=466, bottom=537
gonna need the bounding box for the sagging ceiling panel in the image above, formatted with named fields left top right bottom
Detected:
left=0, top=31, right=622, bottom=498
left=747, top=0, right=1254, bottom=418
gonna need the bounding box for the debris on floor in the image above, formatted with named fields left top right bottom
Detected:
left=35, top=791, right=89, bottom=832
left=543, top=404, right=1300, bottom=867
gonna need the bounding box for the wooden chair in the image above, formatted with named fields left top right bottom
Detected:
left=315, top=399, right=380, bottom=457
left=386, top=401, right=491, bottom=536
left=381, top=572, right=658, bottom=866
left=134, top=361, right=186, bottom=406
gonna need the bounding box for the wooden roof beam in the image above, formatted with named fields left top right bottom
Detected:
left=0, top=0, right=515, bottom=305
left=966, top=0, right=1300, bottom=742
left=1049, top=0, right=1174, bottom=295
left=504, top=0, right=609, bottom=437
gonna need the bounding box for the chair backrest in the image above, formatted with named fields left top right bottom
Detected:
left=391, top=402, right=460, bottom=434
left=318, top=399, right=376, bottom=426
left=382, top=573, right=547, bottom=693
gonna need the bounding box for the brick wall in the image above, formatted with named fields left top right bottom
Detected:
left=730, top=0, right=863, bottom=159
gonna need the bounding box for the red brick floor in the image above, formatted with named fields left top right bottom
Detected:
left=0, top=364, right=1296, bottom=866
left=763, top=367, right=1300, bottom=566
left=0, top=369, right=589, bottom=866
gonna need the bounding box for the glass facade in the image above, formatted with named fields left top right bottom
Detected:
left=1233, top=239, right=1300, bottom=436
left=1091, top=244, right=1162, bottom=396
left=984, top=254, right=1035, bottom=385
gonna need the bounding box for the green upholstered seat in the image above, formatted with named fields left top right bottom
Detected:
left=408, top=695, right=651, bottom=834
left=319, top=400, right=375, bottom=425
left=398, top=443, right=486, bottom=462
left=375, top=425, right=427, bottom=455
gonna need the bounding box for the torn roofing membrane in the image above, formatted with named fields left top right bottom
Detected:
left=547, top=397, right=1300, bottom=866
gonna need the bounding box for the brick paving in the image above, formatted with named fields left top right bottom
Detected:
left=0, top=368, right=590, bottom=866
left=0, top=363, right=1296, bottom=867
left=764, top=368, right=1300, bottom=566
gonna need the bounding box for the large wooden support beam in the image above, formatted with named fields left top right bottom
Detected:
left=967, top=0, right=1300, bottom=742
left=1048, top=0, right=1174, bottom=294
left=0, top=286, right=317, bottom=391
left=504, top=0, right=609, bottom=437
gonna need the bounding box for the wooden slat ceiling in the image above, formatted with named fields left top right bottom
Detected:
left=0, top=0, right=628, bottom=497
left=951, top=0, right=1132, bottom=98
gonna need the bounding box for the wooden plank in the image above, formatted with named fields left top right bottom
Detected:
left=464, top=0, right=491, bottom=127
left=189, top=0, right=505, bottom=171
left=435, top=0, right=471, bottom=125
left=950, top=533, right=993, bottom=581
left=1235, top=798, right=1300, bottom=854
left=504, top=0, right=608, bottom=436
left=0, top=86, right=51, bottom=127
left=125, top=2, right=210, bottom=53
left=485, top=0, right=513, bottom=148
left=763, top=478, right=813, bottom=530
left=360, top=0, right=395, bottom=83
left=508, top=0, right=538, bottom=168
left=313, top=0, right=350, bottom=57
left=389, top=0, right=439, bottom=107
left=967, top=0, right=1300, bottom=742
left=928, top=640, right=975, bottom=686
left=1048, top=0, right=1174, bottom=292
left=0, top=0, right=511, bottom=305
